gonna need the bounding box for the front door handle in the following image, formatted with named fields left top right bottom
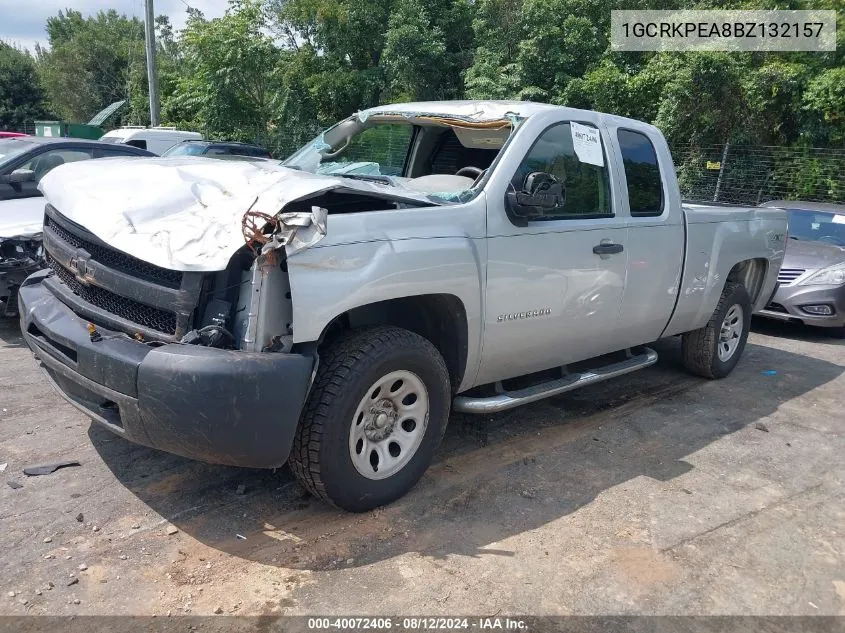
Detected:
left=593, top=242, right=624, bottom=255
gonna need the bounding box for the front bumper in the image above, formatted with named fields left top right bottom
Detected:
left=18, top=270, right=314, bottom=468
left=756, top=281, right=845, bottom=328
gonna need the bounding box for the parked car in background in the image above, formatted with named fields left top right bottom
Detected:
left=756, top=201, right=845, bottom=337
left=0, top=138, right=155, bottom=317
left=21, top=100, right=786, bottom=511
left=0, top=132, right=28, bottom=139
left=0, top=136, right=154, bottom=201
left=99, top=127, right=202, bottom=155
left=163, top=140, right=271, bottom=159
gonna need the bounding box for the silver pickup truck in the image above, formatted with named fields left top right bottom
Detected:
left=18, top=101, right=787, bottom=510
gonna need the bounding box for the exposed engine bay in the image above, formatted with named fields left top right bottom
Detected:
left=0, top=237, right=43, bottom=317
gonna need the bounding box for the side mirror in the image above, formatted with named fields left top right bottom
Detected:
left=505, top=171, right=564, bottom=222
left=2, top=168, right=36, bottom=184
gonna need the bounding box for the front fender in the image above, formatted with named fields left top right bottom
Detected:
left=286, top=204, right=487, bottom=392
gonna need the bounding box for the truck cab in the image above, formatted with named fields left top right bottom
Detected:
left=19, top=101, right=786, bottom=511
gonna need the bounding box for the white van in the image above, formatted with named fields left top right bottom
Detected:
left=99, top=127, right=203, bottom=156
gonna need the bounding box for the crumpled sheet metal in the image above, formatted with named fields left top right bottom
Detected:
left=39, top=157, right=437, bottom=272
left=356, top=100, right=538, bottom=126
left=252, top=206, right=329, bottom=257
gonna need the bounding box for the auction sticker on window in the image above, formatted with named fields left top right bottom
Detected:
left=611, top=10, right=836, bottom=52
left=571, top=123, right=604, bottom=167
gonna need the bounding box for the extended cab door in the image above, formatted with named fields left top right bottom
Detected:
left=476, top=113, right=629, bottom=385
left=605, top=125, right=685, bottom=348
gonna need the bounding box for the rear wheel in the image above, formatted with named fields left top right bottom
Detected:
left=682, top=281, right=751, bottom=379
left=289, top=326, right=451, bottom=511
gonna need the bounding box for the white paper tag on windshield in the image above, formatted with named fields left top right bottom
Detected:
left=571, top=122, right=604, bottom=167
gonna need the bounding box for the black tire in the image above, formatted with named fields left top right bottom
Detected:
left=682, top=281, right=752, bottom=379
left=289, top=326, right=451, bottom=512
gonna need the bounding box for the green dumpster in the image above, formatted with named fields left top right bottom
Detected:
left=35, top=121, right=104, bottom=140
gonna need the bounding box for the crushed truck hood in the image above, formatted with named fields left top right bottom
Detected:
left=38, top=157, right=438, bottom=272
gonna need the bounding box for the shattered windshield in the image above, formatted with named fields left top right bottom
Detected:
left=285, top=123, right=414, bottom=178
left=284, top=113, right=516, bottom=203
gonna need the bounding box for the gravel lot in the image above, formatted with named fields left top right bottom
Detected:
left=1, top=315, right=843, bottom=618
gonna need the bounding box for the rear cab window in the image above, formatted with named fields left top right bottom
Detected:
left=617, top=129, right=664, bottom=217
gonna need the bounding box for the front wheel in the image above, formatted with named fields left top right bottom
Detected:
left=682, top=281, right=752, bottom=379
left=289, top=326, right=451, bottom=512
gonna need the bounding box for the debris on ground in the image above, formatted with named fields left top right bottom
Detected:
left=0, top=462, right=7, bottom=472
left=66, top=578, right=78, bottom=587
left=42, top=537, right=52, bottom=543
left=72, top=598, right=80, bottom=605
left=214, top=606, right=223, bottom=614
left=78, top=564, right=88, bottom=571
left=7, top=591, right=15, bottom=598
left=761, top=370, right=778, bottom=376
left=7, top=481, right=22, bottom=489
left=131, top=524, right=140, bottom=530
left=520, top=489, right=536, bottom=499
left=92, top=525, right=100, bottom=532
left=22, top=460, right=81, bottom=476
left=755, top=422, right=770, bottom=432
left=76, top=513, right=83, bottom=522
left=235, top=484, right=246, bottom=495
left=166, top=526, right=179, bottom=536
left=236, top=534, right=247, bottom=540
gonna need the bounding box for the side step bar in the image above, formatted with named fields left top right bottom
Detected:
left=453, top=347, right=658, bottom=414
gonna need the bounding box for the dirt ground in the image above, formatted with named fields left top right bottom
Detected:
left=1, top=315, right=843, bottom=618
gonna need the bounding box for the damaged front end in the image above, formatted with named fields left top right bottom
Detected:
left=177, top=205, right=327, bottom=353
left=0, top=236, right=43, bottom=317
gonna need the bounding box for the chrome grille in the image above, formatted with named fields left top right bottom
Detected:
left=47, top=253, right=178, bottom=335
left=42, top=206, right=204, bottom=340
left=777, top=268, right=805, bottom=284
left=44, top=215, right=182, bottom=288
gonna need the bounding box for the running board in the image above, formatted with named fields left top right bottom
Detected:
left=453, top=347, right=658, bottom=414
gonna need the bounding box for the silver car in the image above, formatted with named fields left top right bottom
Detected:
left=757, top=201, right=845, bottom=337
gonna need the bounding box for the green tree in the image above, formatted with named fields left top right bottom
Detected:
left=0, top=42, right=49, bottom=130
left=167, top=0, right=286, bottom=145
left=37, top=10, right=147, bottom=124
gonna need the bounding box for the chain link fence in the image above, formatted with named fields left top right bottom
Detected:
left=672, top=144, right=845, bottom=205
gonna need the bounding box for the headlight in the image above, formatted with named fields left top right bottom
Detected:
left=800, top=261, right=845, bottom=286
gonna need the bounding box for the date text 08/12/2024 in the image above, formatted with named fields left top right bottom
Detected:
left=307, top=617, right=529, bottom=630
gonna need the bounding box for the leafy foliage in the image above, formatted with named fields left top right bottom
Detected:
left=36, top=10, right=148, bottom=124
left=5, top=0, right=844, bottom=173
left=0, top=43, right=49, bottom=130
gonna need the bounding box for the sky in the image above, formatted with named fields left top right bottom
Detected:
left=0, top=0, right=229, bottom=53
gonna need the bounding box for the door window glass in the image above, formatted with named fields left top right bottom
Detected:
left=19, top=148, right=94, bottom=181
left=510, top=122, right=611, bottom=219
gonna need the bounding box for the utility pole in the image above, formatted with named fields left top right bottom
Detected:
left=143, top=0, right=160, bottom=126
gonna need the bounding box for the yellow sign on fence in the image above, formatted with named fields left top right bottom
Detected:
left=706, top=161, right=722, bottom=170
